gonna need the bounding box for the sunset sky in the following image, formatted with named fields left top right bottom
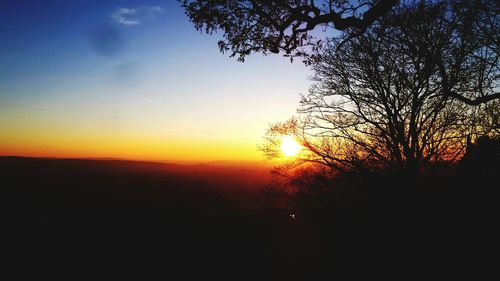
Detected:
left=0, top=0, right=312, bottom=162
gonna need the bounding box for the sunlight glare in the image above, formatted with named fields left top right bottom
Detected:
left=281, top=136, right=301, bottom=157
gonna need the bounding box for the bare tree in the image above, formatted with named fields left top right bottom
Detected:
left=432, top=0, right=500, bottom=105
left=261, top=1, right=500, bottom=174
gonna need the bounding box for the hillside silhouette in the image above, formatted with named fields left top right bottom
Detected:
left=1, top=157, right=327, bottom=278
left=2, top=151, right=498, bottom=278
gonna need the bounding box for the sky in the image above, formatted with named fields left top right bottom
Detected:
left=0, top=0, right=312, bottom=162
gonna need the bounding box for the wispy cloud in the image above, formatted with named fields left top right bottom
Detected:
left=111, top=6, right=163, bottom=26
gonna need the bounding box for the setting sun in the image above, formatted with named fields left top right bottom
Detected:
left=281, top=136, right=302, bottom=157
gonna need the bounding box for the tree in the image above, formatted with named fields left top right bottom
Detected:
left=261, top=1, right=500, bottom=174
left=180, top=0, right=399, bottom=62
left=431, top=0, right=500, bottom=105
left=181, top=0, right=499, bottom=103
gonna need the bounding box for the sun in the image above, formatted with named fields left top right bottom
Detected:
left=281, top=136, right=302, bottom=157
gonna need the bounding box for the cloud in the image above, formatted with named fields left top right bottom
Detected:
left=111, top=6, right=163, bottom=26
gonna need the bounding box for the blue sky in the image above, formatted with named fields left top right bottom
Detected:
left=0, top=0, right=312, bottom=161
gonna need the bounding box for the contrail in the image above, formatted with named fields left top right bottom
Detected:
left=143, top=97, right=155, bottom=104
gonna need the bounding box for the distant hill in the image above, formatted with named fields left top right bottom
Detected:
left=0, top=156, right=327, bottom=278
left=0, top=156, right=274, bottom=208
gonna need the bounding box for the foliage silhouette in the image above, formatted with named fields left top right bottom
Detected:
left=180, top=0, right=399, bottom=62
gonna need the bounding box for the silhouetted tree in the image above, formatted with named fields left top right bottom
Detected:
left=180, top=0, right=399, bottom=62
left=261, top=1, right=500, bottom=174
left=432, top=0, right=500, bottom=105
left=180, top=1, right=498, bottom=63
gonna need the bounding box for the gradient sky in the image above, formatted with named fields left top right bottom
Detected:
left=0, top=0, right=312, bottom=162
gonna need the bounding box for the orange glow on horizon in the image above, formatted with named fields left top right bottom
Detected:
left=0, top=105, right=273, bottom=162
left=0, top=138, right=262, bottom=162
left=0, top=124, right=264, bottom=162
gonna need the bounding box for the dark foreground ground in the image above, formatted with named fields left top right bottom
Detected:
left=1, top=156, right=496, bottom=278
